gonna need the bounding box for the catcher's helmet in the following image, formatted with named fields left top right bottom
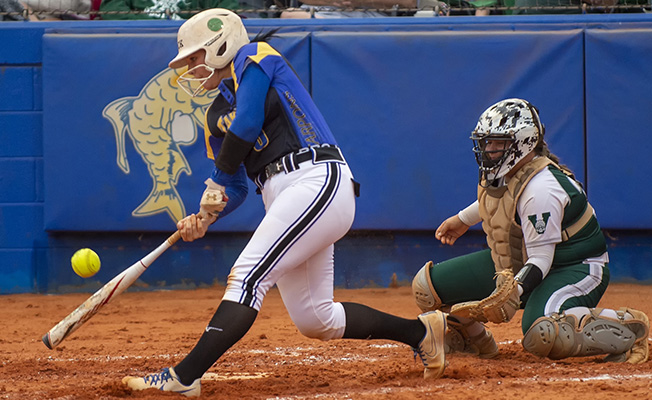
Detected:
left=470, top=98, right=543, bottom=185
left=169, top=8, right=250, bottom=70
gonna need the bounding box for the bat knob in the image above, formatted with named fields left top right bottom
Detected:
left=42, top=333, right=53, bottom=350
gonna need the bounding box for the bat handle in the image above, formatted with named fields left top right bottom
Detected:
left=167, top=230, right=182, bottom=246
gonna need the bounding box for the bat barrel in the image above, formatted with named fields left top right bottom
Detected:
left=42, top=333, right=53, bottom=350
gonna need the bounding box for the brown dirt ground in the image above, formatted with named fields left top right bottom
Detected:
left=2, top=283, right=652, bottom=400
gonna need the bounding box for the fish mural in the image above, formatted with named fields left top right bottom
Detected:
left=103, top=68, right=218, bottom=223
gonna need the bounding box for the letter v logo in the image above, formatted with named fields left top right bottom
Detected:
left=528, top=212, right=551, bottom=234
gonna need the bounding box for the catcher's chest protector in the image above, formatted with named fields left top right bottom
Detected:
left=478, top=156, right=555, bottom=274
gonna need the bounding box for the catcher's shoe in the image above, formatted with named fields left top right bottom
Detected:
left=445, top=316, right=499, bottom=359
left=416, top=310, right=447, bottom=379
left=624, top=308, right=649, bottom=364
left=122, top=367, right=200, bottom=397
left=469, top=329, right=500, bottom=359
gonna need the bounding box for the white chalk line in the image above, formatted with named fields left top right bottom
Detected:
left=36, top=344, right=398, bottom=364
left=203, top=372, right=270, bottom=381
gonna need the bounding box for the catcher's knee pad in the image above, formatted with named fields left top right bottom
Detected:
left=522, top=310, right=641, bottom=360
left=412, top=261, right=444, bottom=313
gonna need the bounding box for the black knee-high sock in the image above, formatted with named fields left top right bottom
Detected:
left=174, top=300, right=258, bottom=385
left=341, top=302, right=425, bottom=348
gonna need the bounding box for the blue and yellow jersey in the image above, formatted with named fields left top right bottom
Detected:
left=204, top=41, right=338, bottom=181
left=204, top=78, right=236, bottom=161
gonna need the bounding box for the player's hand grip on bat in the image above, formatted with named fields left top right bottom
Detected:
left=200, top=178, right=229, bottom=218
left=435, top=215, right=470, bottom=245
left=177, top=213, right=214, bottom=242
left=177, top=179, right=229, bottom=242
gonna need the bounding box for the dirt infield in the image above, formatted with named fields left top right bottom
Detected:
left=2, top=283, right=652, bottom=399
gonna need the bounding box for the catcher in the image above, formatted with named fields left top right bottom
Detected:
left=412, top=98, right=649, bottom=364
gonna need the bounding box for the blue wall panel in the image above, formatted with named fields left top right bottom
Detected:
left=605, top=231, right=652, bottom=283
left=0, top=250, right=35, bottom=294
left=35, top=158, right=44, bottom=202
left=0, top=67, right=35, bottom=111
left=0, top=113, right=42, bottom=157
left=311, top=30, right=585, bottom=230
left=0, top=26, right=46, bottom=64
left=33, top=67, right=43, bottom=111
left=0, top=205, right=45, bottom=248
left=585, top=29, right=652, bottom=229
left=0, top=159, right=37, bottom=202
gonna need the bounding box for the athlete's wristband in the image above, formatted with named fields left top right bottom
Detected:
left=514, top=263, right=543, bottom=296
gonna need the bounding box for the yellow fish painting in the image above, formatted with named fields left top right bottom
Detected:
left=103, top=68, right=218, bottom=223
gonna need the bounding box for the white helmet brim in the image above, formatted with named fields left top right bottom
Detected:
left=169, top=45, right=203, bottom=70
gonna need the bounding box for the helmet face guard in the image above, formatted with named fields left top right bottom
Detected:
left=471, top=98, right=543, bottom=186
left=176, top=65, right=216, bottom=97
left=471, top=135, right=514, bottom=176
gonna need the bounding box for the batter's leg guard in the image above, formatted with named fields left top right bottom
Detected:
left=446, top=315, right=499, bottom=359
left=522, top=308, right=649, bottom=362
left=412, top=261, right=445, bottom=313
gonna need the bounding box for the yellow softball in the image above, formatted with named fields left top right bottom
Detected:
left=71, top=248, right=101, bottom=278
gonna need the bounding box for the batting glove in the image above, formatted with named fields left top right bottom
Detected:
left=200, top=178, right=229, bottom=219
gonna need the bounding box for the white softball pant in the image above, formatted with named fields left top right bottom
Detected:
left=222, top=159, right=356, bottom=341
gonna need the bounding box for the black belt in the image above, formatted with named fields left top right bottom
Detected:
left=255, top=145, right=345, bottom=190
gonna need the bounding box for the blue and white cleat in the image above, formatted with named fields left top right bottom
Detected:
left=122, top=367, right=200, bottom=397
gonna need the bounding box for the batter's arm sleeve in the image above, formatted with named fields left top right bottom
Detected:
left=229, top=63, right=269, bottom=142
left=209, top=165, right=249, bottom=218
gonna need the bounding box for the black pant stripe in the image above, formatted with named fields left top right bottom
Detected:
left=241, top=163, right=342, bottom=307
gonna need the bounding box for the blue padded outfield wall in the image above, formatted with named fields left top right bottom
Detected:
left=1, top=15, right=651, bottom=294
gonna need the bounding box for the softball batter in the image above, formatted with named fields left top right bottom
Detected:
left=412, top=98, right=649, bottom=365
left=123, top=9, right=447, bottom=396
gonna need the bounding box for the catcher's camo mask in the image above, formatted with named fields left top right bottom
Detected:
left=471, top=98, right=543, bottom=186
